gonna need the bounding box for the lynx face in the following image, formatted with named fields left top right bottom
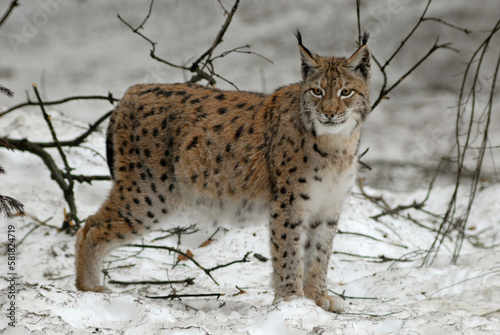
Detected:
left=297, top=34, right=371, bottom=137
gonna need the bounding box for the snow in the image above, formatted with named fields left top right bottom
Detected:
left=1, top=0, right=500, bottom=334
left=1, top=108, right=499, bottom=333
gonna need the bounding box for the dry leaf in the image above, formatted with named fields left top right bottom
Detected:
left=177, top=249, right=194, bottom=261
left=199, top=239, right=214, bottom=248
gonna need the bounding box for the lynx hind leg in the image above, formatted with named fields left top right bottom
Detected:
left=75, top=214, right=116, bottom=292
left=75, top=189, right=158, bottom=292
left=302, top=219, right=345, bottom=313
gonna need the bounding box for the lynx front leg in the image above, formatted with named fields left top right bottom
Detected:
left=269, top=203, right=305, bottom=302
left=303, top=218, right=345, bottom=313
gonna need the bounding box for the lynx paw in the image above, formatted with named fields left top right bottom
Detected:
left=273, top=289, right=306, bottom=305
left=314, top=294, right=345, bottom=313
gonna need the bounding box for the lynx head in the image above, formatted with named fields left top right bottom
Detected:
left=295, top=31, right=371, bottom=136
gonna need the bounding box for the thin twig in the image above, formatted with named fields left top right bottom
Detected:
left=330, top=289, right=378, bottom=300
left=356, top=0, right=362, bottom=46
left=334, top=251, right=412, bottom=263
left=428, top=269, right=500, bottom=297
left=0, top=94, right=116, bottom=118
left=422, top=17, right=471, bottom=34
left=117, top=4, right=215, bottom=84
left=382, top=0, right=433, bottom=69
left=194, top=0, right=240, bottom=74
left=109, top=277, right=195, bottom=286
left=209, top=45, right=273, bottom=65
left=206, top=251, right=251, bottom=272
left=126, top=244, right=208, bottom=285
left=126, top=244, right=251, bottom=286
left=0, top=0, right=18, bottom=29
left=481, top=308, right=500, bottom=317
left=423, top=18, right=500, bottom=266
left=146, top=293, right=224, bottom=300
left=69, top=174, right=111, bottom=184
left=337, top=229, right=408, bottom=249
left=152, top=224, right=199, bottom=244
left=372, top=38, right=455, bottom=110
left=17, top=225, right=40, bottom=247
left=2, top=110, right=112, bottom=149
left=136, top=0, right=155, bottom=31
left=33, top=84, right=78, bottom=227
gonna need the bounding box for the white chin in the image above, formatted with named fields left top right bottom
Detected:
left=314, top=118, right=356, bottom=136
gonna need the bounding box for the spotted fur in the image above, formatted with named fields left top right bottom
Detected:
left=75, top=33, right=371, bottom=313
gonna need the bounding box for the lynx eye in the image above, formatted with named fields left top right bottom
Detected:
left=310, top=87, right=323, bottom=97
left=339, top=88, right=355, bottom=98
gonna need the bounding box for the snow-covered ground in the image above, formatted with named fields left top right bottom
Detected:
left=1, top=1, right=499, bottom=334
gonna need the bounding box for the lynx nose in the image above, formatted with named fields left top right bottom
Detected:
left=322, top=101, right=338, bottom=120
left=323, top=111, right=336, bottom=119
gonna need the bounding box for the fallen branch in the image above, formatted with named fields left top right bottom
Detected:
left=333, top=251, right=412, bottom=263
left=146, top=292, right=224, bottom=300
left=330, top=289, right=378, bottom=301
left=127, top=244, right=251, bottom=285
left=109, top=277, right=195, bottom=286
left=337, top=229, right=408, bottom=249
left=152, top=224, right=199, bottom=244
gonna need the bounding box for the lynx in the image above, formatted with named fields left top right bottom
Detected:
left=75, top=32, right=371, bottom=313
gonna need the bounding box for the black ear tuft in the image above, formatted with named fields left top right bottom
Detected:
left=294, top=29, right=303, bottom=45
left=361, top=32, right=369, bottom=46
left=294, top=29, right=314, bottom=57
left=294, top=30, right=318, bottom=79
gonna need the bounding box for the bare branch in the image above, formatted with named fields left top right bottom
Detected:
left=0, top=93, right=117, bottom=118
left=69, top=174, right=111, bottom=184
left=2, top=110, right=112, bottom=149
left=109, top=277, right=195, bottom=286
left=333, top=251, right=412, bottom=263
left=0, top=0, right=18, bottom=29
left=422, top=18, right=500, bottom=266
left=195, top=0, right=240, bottom=71
left=382, top=0, right=433, bottom=70
left=116, top=8, right=215, bottom=85
left=126, top=244, right=251, bottom=286
left=372, top=39, right=456, bottom=110
left=136, top=0, right=155, bottom=31
left=34, top=85, right=75, bottom=196
left=422, top=17, right=471, bottom=35
left=146, top=292, right=224, bottom=300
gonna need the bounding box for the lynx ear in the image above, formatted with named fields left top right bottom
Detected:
left=294, top=30, right=318, bottom=79
left=348, top=44, right=371, bottom=80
